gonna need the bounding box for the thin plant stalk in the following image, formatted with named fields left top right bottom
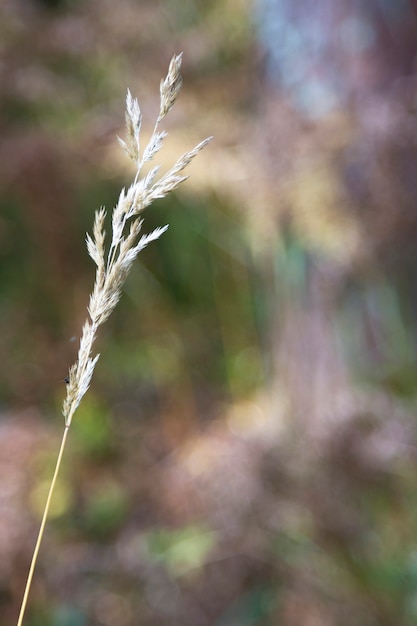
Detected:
left=16, top=53, right=211, bottom=626
left=16, top=426, right=69, bottom=626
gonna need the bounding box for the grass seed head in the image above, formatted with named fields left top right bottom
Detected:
left=62, top=54, right=212, bottom=426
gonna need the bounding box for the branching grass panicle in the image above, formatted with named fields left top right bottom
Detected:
left=16, top=53, right=211, bottom=626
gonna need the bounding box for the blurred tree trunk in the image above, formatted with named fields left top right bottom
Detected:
left=255, top=0, right=417, bottom=434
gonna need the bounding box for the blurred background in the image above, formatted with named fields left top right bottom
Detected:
left=2, top=0, right=417, bottom=624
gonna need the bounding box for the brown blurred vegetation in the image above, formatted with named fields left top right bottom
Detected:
left=2, top=1, right=417, bottom=625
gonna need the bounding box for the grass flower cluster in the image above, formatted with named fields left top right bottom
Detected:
left=17, top=53, right=211, bottom=626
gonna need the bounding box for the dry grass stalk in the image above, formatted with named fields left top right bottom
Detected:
left=17, top=53, right=211, bottom=626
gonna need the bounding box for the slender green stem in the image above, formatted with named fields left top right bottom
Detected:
left=17, top=425, right=70, bottom=626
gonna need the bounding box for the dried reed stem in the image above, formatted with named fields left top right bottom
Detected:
left=17, top=53, right=211, bottom=626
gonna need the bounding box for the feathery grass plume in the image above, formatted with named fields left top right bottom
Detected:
left=16, top=53, right=212, bottom=626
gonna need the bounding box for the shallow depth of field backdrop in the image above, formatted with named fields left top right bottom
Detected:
left=2, top=1, right=417, bottom=625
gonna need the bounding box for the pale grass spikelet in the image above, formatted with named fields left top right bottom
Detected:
left=142, top=130, right=167, bottom=163
left=148, top=137, right=213, bottom=201
left=158, top=52, right=183, bottom=121
left=118, top=88, right=142, bottom=165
